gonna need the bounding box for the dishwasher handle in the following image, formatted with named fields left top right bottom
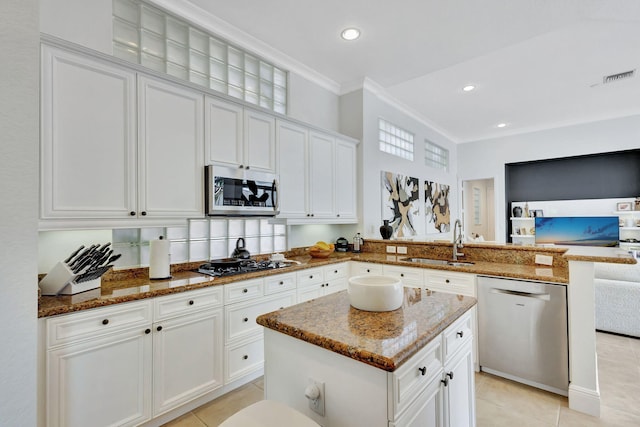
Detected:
left=489, top=288, right=550, bottom=301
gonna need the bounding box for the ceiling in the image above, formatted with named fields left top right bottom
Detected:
left=179, top=0, right=640, bottom=143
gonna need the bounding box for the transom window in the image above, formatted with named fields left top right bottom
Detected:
left=425, top=140, right=449, bottom=171
left=112, top=0, right=287, bottom=114
left=378, top=119, right=414, bottom=161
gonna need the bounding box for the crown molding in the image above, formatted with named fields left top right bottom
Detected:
left=148, top=0, right=341, bottom=94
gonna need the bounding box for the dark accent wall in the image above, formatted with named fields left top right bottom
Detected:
left=505, top=149, right=640, bottom=240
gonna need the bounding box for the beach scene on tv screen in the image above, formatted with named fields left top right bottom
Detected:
left=535, top=216, right=619, bottom=247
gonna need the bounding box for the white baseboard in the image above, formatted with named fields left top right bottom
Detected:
left=568, top=384, right=601, bottom=417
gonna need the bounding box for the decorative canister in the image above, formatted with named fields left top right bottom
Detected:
left=512, top=206, right=523, bottom=218
left=380, top=220, right=393, bottom=239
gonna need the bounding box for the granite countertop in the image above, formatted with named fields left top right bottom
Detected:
left=256, top=288, right=477, bottom=372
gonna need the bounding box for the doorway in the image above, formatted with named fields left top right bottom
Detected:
left=462, top=178, right=495, bottom=242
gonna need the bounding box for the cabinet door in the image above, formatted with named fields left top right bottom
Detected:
left=335, top=139, right=357, bottom=220
left=308, top=131, right=336, bottom=218
left=391, top=378, right=443, bottom=427
left=205, top=96, right=243, bottom=167
left=276, top=120, right=308, bottom=218
left=138, top=76, right=204, bottom=218
left=443, top=344, right=475, bottom=427
left=152, top=308, right=223, bottom=416
left=46, top=327, right=152, bottom=427
left=41, top=45, right=136, bottom=219
left=244, top=109, right=276, bottom=172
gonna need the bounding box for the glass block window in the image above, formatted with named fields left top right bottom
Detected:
left=473, top=187, right=481, bottom=225
left=112, top=0, right=288, bottom=114
left=425, top=140, right=449, bottom=171
left=378, top=119, right=414, bottom=161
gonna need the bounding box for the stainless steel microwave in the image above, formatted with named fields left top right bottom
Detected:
left=205, top=165, right=279, bottom=216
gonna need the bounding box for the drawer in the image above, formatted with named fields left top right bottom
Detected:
left=46, top=300, right=152, bottom=348
left=225, top=335, right=264, bottom=384
left=350, top=261, right=383, bottom=276
left=225, top=291, right=296, bottom=343
left=425, top=271, right=476, bottom=296
left=297, top=285, right=324, bottom=303
left=443, top=311, right=472, bottom=361
left=323, top=262, right=348, bottom=280
left=224, top=278, right=264, bottom=304
left=383, top=265, right=425, bottom=287
left=388, top=335, right=443, bottom=420
left=324, top=278, right=347, bottom=295
left=264, top=272, right=296, bottom=295
left=296, top=267, right=324, bottom=288
left=154, top=286, right=223, bottom=321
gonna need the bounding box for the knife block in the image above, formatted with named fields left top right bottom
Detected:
left=39, top=261, right=102, bottom=296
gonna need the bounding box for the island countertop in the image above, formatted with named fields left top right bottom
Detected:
left=256, top=288, right=477, bottom=372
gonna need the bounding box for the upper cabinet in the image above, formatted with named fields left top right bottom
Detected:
left=40, top=44, right=204, bottom=228
left=276, top=119, right=357, bottom=223
left=205, top=97, right=276, bottom=173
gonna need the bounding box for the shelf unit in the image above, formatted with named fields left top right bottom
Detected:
left=615, top=211, right=640, bottom=250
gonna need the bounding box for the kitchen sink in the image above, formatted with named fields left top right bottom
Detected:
left=400, top=257, right=474, bottom=267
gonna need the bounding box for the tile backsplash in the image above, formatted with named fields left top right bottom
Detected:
left=112, top=218, right=287, bottom=269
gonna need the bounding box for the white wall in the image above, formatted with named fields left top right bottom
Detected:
left=458, top=115, right=640, bottom=242
left=288, top=72, right=339, bottom=132
left=0, top=0, right=39, bottom=424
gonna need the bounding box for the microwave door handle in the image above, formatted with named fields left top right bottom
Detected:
left=272, top=179, right=278, bottom=212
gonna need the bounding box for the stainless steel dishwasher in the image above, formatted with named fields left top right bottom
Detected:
left=477, top=276, right=569, bottom=396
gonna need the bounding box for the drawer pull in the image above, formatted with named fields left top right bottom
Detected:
left=366, top=269, right=370, bottom=273
left=446, top=371, right=454, bottom=380
left=445, top=279, right=450, bottom=284
left=243, top=355, right=249, bottom=360
left=144, top=328, right=151, bottom=334
left=401, top=273, right=405, bottom=277
left=309, top=275, right=313, bottom=279
left=242, top=288, right=248, bottom=293
left=279, top=307, right=284, bottom=310
left=279, top=281, right=284, bottom=285
left=102, top=319, right=109, bottom=325
left=441, top=377, right=449, bottom=387
left=334, top=270, right=338, bottom=274
left=418, top=366, right=427, bottom=376
left=156, top=325, right=163, bottom=332
left=243, top=317, right=249, bottom=322
left=188, top=300, right=194, bottom=305
left=456, top=331, right=464, bottom=338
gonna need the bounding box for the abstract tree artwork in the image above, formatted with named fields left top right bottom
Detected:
left=381, top=171, right=420, bottom=237
left=425, top=180, right=451, bottom=233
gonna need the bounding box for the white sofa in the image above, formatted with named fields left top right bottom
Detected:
left=594, top=261, right=640, bottom=337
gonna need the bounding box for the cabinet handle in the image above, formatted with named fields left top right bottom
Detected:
left=242, top=288, right=248, bottom=293
left=457, top=331, right=464, bottom=338
left=366, top=269, right=370, bottom=273
left=129, top=211, right=136, bottom=216
left=243, top=317, right=249, bottom=322
left=279, top=281, right=284, bottom=285
left=157, top=326, right=163, bottom=332
left=441, top=377, right=449, bottom=387
left=279, top=307, right=284, bottom=310
left=145, top=328, right=151, bottom=334
left=445, top=279, right=450, bottom=284
left=446, top=371, right=454, bottom=380
left=243, top=355, right=249, bottom=360
left=245, top=166, right=250, bottom=170
left=102, top=319, right=109, bottom=325
left=337, top=214, right=340, bottom=217
left=400, top=273, right=405, bottom=277
left=309, top=275, right=313, bottom=279
left=311, top=213, right=314, bottom=217
left=418, top=366, right=427, bottom=376
left=188, top=300, right=194, bottom=305
left=239, top=164, right=244, bottom=169
left=141, top=211, right=147, bottom=216
left=334, top=270, right=338, bottom=274
left=325, top=283, right=329, bottom=287
left=307, top=213, right=311, bottom=217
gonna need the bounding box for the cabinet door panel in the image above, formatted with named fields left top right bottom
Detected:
left=308, top=131, right=335, bottom=218
left=335, top=139, right=357, bottom=219
left=276, top=120, right=308, bottom=217
left=152, top=308, right=223, bottom=415
left=41, top=45, right=136, bottom=218
left=205, top=97, right=243, bottom=166
left=138, top=76, right=204, bottom=217
left=47, top=328, right=152, bottom=427
left=245, top=109, right=275, bottom=172
left=444, top=345, right=475, bottom=427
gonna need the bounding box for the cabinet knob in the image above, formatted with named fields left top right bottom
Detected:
left=102, top=319, right=109, bottom=325
left=418, top=366, right=427, bottom=376
left=243, top=317, right=249, bottom=322
left=337, top=214, right=340, bottom=217
left=243, top=355, right=249, bottom=360
left=144, top=328, right=151, bottom=334
left=188, top=300, right=194, bottom=305
left=242, top=288, right=248, bottom=293
left=307, top=213, right=311, bottom=217
left=279, top=281, right=284, bottom=285
left=456, top=331, right=464, bottom=338
left=400, top=273, right=405, bottom=277
left=334, top=270, right=338, bottom=274
left=239, top=164, right=244, bottom=169
left=156, top=325, right=163, bottom=332
left=446, top=371, right=454, bottom=380
left=309, top=275, right=313, bottom=279
left=441, top=377, right=449, bottom=387
left=129, top=211, right=136, bottom=216
left=311, top=213, right=314, bottom=217
left=445, top=279, right=450, bottom=284
left=366, top=269, right=370, bottom=273
left=245, top=166, right=250, bottom=170
left=141, top=211, right=147, bottom=216
left=321, top=284, right=325, bottom=288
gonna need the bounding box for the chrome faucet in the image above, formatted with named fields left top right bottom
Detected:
left=453, top=219, right=464, bottom=261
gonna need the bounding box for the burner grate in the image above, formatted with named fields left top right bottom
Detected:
left=197, top=259, right=289, bottom=277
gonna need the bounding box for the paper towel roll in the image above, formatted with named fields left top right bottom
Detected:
left=149, top=236, right=171, bottom=279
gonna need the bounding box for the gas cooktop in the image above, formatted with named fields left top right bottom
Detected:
left=197, top=258, right=291, bottom=278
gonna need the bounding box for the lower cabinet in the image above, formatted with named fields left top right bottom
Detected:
left=296, top=263, right=348, bottom=303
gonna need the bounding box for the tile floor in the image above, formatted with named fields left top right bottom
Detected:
left=164, top=332, right=640, bottom=427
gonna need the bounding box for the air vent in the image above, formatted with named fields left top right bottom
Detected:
left=603, top=69, right=635, bottom=84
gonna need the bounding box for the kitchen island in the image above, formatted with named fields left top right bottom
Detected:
left=257, top=288, right=477, bottom=426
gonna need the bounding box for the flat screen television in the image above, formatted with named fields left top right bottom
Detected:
left=535, top=216, right=619, bottom=247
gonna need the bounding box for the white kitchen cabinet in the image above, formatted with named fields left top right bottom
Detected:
left=45, top=301, right=153, bottom=427
left=296, top=263, right=349, bottom=302
left=383, top=264, right=426, bottom=287
left=40, top=44, right=205, bottom=227
left=137, top=75, right=204, bottom=218
left=350, top=261, right=384, bottom=276
left=335, top=138, right=357, bottom=220
left=205, top=96, right=275, bottom=173
left=425, top=270, right=476, bottom=296
left=275, top=119, right=308, bottom=217
left=40, top=44, right=137, bottom=221
left=442, top=313, right=475, bottom=427
left=308, top=131, right=336, bottom=218
left=151, top=288, right=224, bottom=416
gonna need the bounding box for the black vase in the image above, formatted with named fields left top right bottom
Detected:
left=512, top=206, right=523, bottom=218
left=380, top=220, right=393, bottom=239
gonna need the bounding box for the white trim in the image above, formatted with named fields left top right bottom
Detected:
left=148, top=0, right=340, bottom=94
left=568, top=383, right=601, bottom=417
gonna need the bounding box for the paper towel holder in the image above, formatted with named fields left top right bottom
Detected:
left=149, top=235, right=172, bottom=280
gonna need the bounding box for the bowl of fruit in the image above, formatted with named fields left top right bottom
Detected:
left=308, top=241, right=335, bottom=258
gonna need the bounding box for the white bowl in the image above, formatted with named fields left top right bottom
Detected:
left=348, top=275, right=404, bottom=312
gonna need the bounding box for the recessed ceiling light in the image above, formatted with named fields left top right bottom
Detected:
left=496, top=123, right=507, bottom=128
left=341, top=28, right=361, bottom=41
left=462, top=85, right=475, bottom=92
